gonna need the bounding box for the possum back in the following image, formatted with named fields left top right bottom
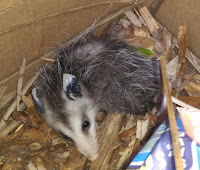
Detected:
left=56, top=35, right=160, bottom=114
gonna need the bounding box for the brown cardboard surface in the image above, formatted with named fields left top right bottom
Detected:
left=143, top=0, right=200, bottom=59
left=0, top=0, right=22, bottom=12
left=0, top=0, right=124, bottom=82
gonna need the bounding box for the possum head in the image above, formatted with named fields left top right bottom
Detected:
left=32, top=74, right=99, bottom=161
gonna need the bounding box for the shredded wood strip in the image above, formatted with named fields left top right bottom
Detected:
left=163, top=27, right=172, bottom=62
left=133, top=8, right=146, bottom=26
left=139, top=6, right=161, bottom=40
left=186, top=50, right=200, bottom=73
left=0, top=86, right=7, bottom=101
left=175, top=25, right=189, bottom=97
left=116, top=137, right=136, bottom=169
left=17, top=58, right=26, bottom=111
left=124, top=10, right=142, bottom=27
left=160, top=56, right=183, bottom=170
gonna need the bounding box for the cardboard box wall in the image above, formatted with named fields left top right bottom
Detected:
left=0, top=0, right=199, bottom=113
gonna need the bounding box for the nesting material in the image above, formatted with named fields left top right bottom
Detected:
left=0, top=4, right=200, bottom=170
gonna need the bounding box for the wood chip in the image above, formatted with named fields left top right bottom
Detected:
left=90, top=114, right=123, bottom=170
left=124, top=10, right=142, bottom=27
left=117, top=126, right=136, bottom=142
left=12, top=107, right=41, bottom=130
left=178, top=96, right=200, bottom=109
left=116, top=137, right=136, bottom=169
left=21, top=95, right=34, bottom=109
left=185, top=81, right=200, bottom=94
left=163, top=27, right=172, bottom=62
left=139, top=6, right=161, bottom=40
left=136, top=117, right=149, bottom=141
left=120, top=18, right=133, bottom=36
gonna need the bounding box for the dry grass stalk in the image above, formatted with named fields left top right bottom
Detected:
left=17, top=58, right=26, bottom=111
left=160, top=56, right=183, bottom=170
left=95, top=0, right=119, bottom=26
left=0, top=103, right=26, bottom=137
left=40, top=57, right=54, bottom=62
left=175, top=25, right=189, bottom=97
left=139, top=6, right=161, bottom=40
left=186, top=50, right=200, bottom=73
left=0, top=86, right=7, bottom=101
left=94, top=3, right=142, bottom=29
left=133, top=8, right=146, bottom=26
left=0, top=121, right=19, bottom=137
left=124, top=10, right=142, bottom=27
left=0, top=74, right=38, bottom=132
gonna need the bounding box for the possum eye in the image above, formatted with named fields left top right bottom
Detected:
left=82, top=120, right=90, bottom=131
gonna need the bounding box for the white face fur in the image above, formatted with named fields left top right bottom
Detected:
left=32, top=74, right=99, bottom=161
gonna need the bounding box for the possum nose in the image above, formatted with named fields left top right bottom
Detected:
left=88, top=151, right=99, bottom=161
left=87, top=143, right=99, bottom=161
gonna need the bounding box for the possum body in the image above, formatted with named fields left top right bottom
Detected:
left=32, top=34, right=159, bottom=160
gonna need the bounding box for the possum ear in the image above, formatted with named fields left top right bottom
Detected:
left=63, top=73, right=82, bottom=100
left=32, top=88, right=45, bottom=114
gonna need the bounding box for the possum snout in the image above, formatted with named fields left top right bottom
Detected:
left=76, top=134, right=99, bottom=161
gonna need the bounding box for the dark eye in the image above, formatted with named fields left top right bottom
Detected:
left=82, top=120, right=90, bottom=131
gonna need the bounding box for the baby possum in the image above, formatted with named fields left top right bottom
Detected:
left=32, top=33, right=159, bottom=161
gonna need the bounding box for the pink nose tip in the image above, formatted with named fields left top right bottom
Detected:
left=88, top=152, right=99, bottom=161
